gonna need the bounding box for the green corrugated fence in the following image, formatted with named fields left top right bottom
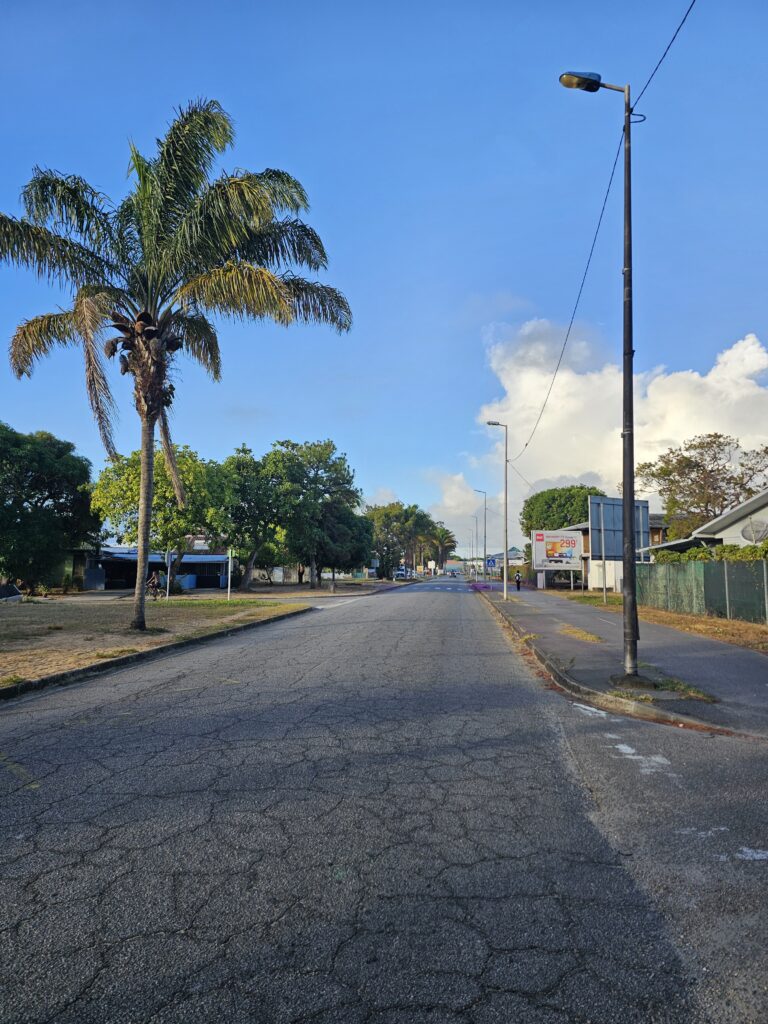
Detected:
left=636, top=561, right=768, bottom=623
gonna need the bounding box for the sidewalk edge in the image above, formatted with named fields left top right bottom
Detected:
left=0, top=605, right=315, bottom=706
left=476, top=590, right=759, bottom=740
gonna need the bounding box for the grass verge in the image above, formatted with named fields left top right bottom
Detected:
left=556, top=591, right=768, bottom=655
left=0, top=597, right=308, bottom=683
left=558, top=624, right=604, bottom=644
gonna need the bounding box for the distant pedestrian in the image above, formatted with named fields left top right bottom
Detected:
left=514, top=571, right=522, bottom=592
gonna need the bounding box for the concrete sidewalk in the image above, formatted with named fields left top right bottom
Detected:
left=482, top=586, right=768, bottom=737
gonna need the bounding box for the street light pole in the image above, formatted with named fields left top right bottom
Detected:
left=559, top=70, right=638, bottom=677
left=471, top=515, right=478, bottom=580
left=486, top=421, right=509, bottom=600
left=474, top=489, right=487, bottom=582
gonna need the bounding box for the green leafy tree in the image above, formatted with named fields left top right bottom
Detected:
left=365, top=501, right=412, bottom=578
left=4, top=99, right=351, bottom=629
left=265, top=440, right=360, bottom=589
left=316, top=501, right=373, bottom=582
left=0, top=422, right=100, bottom=589
left=208, top=445, right=282, bottom=590
left=637, top=433, right=768, bottom=539
left=519, top=485, right=606, bottom=538
left=92, top=446, right=215, bottom=580
left=250, top=528, right=292, bottom=585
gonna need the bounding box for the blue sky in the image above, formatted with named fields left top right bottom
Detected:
left=2, top=0, right=767, bottom=552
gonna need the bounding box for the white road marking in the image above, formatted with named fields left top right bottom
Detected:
left=572, top=703, right=608, bottom=718
left=609, top=742, right=671, bottom=775
left=675, top=827, right=729, bottom=839
left=736, top=847, right=768, bottom=861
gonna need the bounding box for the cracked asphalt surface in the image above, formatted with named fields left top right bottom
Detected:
left=1, top=578, right=765, bottom=1022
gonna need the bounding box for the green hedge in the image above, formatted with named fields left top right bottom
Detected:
left=655, top=541, right=768, bottom=564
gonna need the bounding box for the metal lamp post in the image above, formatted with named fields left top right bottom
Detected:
left=486, top=421, right=508, bottom=601
left=559, top=70, right=638, bottom=677
left=471, top=515, right=479, bottom=580
left=474, top=489, right=487, bottom=582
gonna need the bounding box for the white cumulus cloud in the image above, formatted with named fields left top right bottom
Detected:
left=429, top=320, right=768, bottom=551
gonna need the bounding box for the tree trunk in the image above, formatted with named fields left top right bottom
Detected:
left=170, top=550, right=184, bottom=583
left=310, top=552, right=317, bottom=590
left=239, top=550, right=257, bottom=591
left=331, top=565, right=336, bottom=594
left=131, top=413, right=156, bottom=630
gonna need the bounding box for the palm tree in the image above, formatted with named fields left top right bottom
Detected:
left=431, top=524, right=457, bottom=569
left=3, top=100, right=351, bottom=629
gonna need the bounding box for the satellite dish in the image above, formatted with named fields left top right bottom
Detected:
left=741, top=519, right=768, bottom=543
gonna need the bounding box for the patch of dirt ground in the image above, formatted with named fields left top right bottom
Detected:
left=0, top=597, right=308, bottom=684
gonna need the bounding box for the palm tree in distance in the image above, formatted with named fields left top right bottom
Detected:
left=431, top=524, right=457, bottom=569
left=2, top=99, right=351, bottom=629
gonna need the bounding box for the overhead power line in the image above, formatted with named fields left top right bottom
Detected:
left=634, top=0, right=699, bottom=108
left=507, top=0, right=699, bottom=465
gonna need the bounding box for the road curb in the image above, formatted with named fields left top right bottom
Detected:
left=476, top=589, right=758, bottom=739
left=0, top=605, right=315, bottom=706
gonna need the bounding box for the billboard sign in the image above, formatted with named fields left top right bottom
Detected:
left=531, top=530, right=583, bottom=570
left=588, top=496, right=650, bottom=561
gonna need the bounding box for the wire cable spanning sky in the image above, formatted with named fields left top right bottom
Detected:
left=507, top=0, right=700, bottom=466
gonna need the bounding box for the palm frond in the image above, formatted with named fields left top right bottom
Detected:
left=158, top=410, right=186, bottom=507
left=82, top=329, right=118, bottom=459
left=246, top=169, right=309, bottom=214
left=0, top=214, right=109, bottom=286
left=10, top=310, right=78, bottom=377
left=235, top=219, right=327, bottom=271
left=176, top=261, right=292, bottom=325
left=163, top=172, right=281, bottom=282
left=21, top=168, right=113, bottom=251
left=168, top=310, right=221, bottom=380
left=73, top=288, right=118, bottom=458
left=280, top=276, right=352, bottom=333
left=155, top=99, right=234, bottom=226
left=127, top=143, right=164, bottom=279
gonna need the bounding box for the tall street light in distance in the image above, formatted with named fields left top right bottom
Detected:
left=474, top=489, right=487, bottom=582
left=471, top=515, right=479, bottom=580
left=486, top=421, right=508, bottom=601
left=559, top=70, right=639, bottom=679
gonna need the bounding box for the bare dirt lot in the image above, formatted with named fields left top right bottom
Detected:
left=0, top=596, right=309, bottom=685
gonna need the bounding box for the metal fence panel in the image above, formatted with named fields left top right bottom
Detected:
left=636, top=560, right=768, bottom=623
left=725, top=561, right=766, bottom=623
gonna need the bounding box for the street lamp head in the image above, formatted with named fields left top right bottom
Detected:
left=486, top=420, right=500, bottom=426
left=559, top=71, right=602, bottom=92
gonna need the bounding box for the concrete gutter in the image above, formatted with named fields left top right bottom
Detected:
left=476, top=589, right=759, bottom=740
left=0, top=605, right=315, bottom=705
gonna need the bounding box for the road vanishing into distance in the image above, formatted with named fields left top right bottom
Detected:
left=1, top=578, right=766, bottom=1023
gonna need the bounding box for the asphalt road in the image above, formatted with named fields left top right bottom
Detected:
left=1, top=578, right=766, bottom=1022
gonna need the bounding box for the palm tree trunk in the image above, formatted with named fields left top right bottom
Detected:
left=131, top=413, right=156, bottom=630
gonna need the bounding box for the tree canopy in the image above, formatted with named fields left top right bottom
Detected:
left=0, top=422, right=99, bottom=587
left=264, top=439, right=361, bottom=587
left=519, top=485, right=606, bottom=538
left=637, top=433, right=768, bottom=539
left=91, top=445, right=215, bottom=577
